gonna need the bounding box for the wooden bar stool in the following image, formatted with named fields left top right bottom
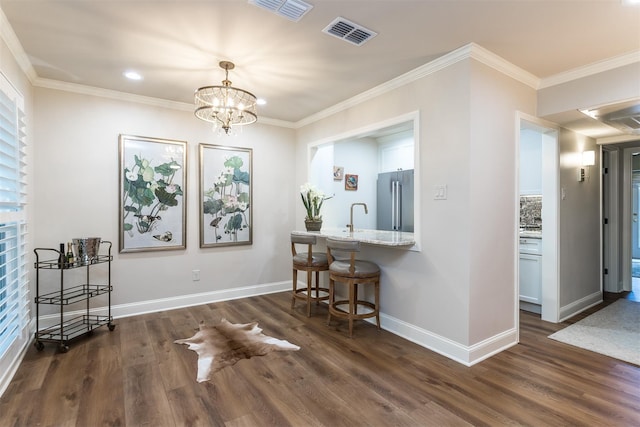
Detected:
left=326, top=238, right=381, bottom=338
left=291, top=233, right=329, bottom=317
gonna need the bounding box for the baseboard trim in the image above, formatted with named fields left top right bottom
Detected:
left=558, top=291, right=603, bottom=322
left=379, top=312, right=518, bottom=366
left=37, top=281, right=291, bottom=327
left=35, top=281, right=516, bottom=369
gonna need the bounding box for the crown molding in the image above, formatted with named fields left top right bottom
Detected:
left=34, top=77, right=295, bottom=128
left=0, top=7, right=37, bottom=83
left=35, top=77, right=194, bottom=111
left=467, top=42, right=540, bottom=89
left=295, top=43, right=540, bottom=128
left=539, top=50, right=640, bottom=89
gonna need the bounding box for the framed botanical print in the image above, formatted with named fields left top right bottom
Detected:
left=199, top=144, right=253, bottom=248
left=119, top=134, right=187, bottom=253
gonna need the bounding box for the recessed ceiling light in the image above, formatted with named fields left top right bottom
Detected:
left=123, top=71, right=143, bottom=81
left=622, top=0, right=640, bottom=5
left=257, top=98, right=267, bottom=106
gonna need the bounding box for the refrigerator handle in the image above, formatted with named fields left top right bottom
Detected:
left=392, top=181, right=402, bottom=230
left=391, top=181, right=397, bottom=230
left=397, top=183, right=402, bottom=230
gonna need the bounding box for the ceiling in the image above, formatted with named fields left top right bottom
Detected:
left=1, top=0, right=639, bottom=136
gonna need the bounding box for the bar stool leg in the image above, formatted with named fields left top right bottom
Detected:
left=306, top=270, right=312, bottom=317
left=354, top=283, right=358, bottom=313
left=291, top=268, right=298, bottom=310
left=327, top=277, right=334, bottom=325
left=375, top=279, right=381, bottom=330
left=348, top=280, right=355, bottom=338
left=314, top=270, right=320, bottom=305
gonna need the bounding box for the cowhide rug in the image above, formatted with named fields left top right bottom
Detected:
left=174, top=319, right=300, bottom=382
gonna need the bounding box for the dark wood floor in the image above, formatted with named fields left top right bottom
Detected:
left=1, top=291, right=638, bottom=426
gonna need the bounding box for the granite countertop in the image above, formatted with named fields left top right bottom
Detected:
left=292, top=228, right=416, bottom=247
left=519, top=230, right=542, bottom=239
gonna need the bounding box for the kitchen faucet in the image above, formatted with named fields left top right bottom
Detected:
left=348, top=203, right=368, bottom=233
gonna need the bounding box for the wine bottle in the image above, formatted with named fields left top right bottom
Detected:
left=66, top=242, right=74, bottom=267
left=58, top=243, right=65, bottom=269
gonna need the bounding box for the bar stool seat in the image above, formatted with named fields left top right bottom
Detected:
left=326, top=238, right=381, bottom=337
left=291, top=233, right=329, bottom=317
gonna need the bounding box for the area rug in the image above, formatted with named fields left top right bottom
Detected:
left=548, top=299, right=639, bottom=365
left=174, top=319, right=300, bottom=382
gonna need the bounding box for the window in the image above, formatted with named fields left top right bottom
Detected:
left=0, top=223, right=28, bottom=357
left=0, top=71, right=28, bottom=372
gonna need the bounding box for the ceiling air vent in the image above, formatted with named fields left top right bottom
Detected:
left=249, top=0, right=313, bottom=22
left=322, top=17, right=377, bottom=46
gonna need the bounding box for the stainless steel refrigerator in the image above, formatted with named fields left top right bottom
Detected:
left=376, top=169, right=414, bottom=232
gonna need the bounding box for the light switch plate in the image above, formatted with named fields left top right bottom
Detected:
left=434, top=185, right=447, bottom=200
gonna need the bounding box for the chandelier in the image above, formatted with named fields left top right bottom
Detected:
left=194, top=61, right=258, bottom=134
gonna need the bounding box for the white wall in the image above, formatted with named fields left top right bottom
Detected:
left=537, top=63, right=640, bottom=117
left=557, top=128, right=601, bottom=317
left=296, top=51, right=537, bottom=362
left=467, top=60, right=536, bottom=346
left=537, top=59, right=638, bottom=319
left=32, top=88, right=296, bottom=312
left=520, top=129, right=543, bottom=195
left=328, top=137, right=378, bottom=229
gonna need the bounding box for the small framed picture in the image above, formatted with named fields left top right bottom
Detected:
left=345, top=174, right=358, bottom=191
left=333, top=166, right=344, bottom=181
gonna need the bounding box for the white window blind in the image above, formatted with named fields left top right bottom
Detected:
left=0, top=91, right=25, bottom=212
left=0, top=71, right=28, bottom=370
left=0, top=222, right=28, bottom=357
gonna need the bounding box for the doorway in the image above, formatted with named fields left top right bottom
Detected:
left=517, top=113, right=560, bottom=323
left=633, top=179, right=640, bottom=301
left=626, top=149, right=640, bottom=300
left=603, top=143, right=640, bottom=301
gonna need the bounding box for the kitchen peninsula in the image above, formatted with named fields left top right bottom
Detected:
left=292, top=228, right=415, bottom=248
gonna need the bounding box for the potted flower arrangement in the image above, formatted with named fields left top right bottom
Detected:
left=300, top=183, right=332, bottom=231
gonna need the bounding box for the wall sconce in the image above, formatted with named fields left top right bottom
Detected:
left=578, top=150, right=596, bottom=182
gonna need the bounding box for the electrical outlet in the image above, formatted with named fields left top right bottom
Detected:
left=192, top=269, right=200, bottom=281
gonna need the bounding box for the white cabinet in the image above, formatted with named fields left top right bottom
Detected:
left=519, top=237, right=542, bottom=255
left=519, top=253, right=542, bottom=304
left=519, top=236, right=542, bottom=310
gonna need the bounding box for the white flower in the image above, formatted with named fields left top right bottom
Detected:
left=215, top=174, right=226, bottom=185
left=300, top=182, right=315, bottom=194
left=165, top=184, right=177, bottom=194
left=126, top=171, right=137, bottom=181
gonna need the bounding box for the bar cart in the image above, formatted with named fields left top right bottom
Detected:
left=33, top=241, right=115, bottom=353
